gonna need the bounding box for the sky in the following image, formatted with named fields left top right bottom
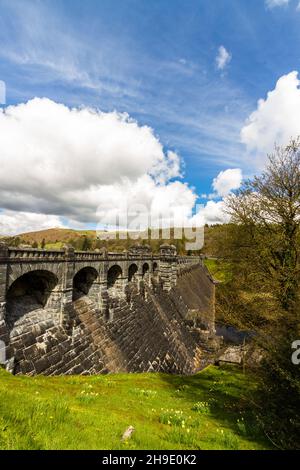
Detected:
left=1, top=0, right=300, bottom=235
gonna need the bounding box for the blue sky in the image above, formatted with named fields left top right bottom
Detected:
left=1, top=0, right=300, bottom=234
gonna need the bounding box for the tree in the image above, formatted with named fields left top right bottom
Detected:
left=41, top=238, right=46, bottom=249
left=10, top=236, right=21, bottom=247
left=226, top=138, right=300, bottom=313
left=223, top=138, right=300, bottom=449
left=81, top=236, right=92, bottom=251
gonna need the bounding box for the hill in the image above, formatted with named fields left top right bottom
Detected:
left=2, top=226, right=205, bottom=254
left=18, top=228, right=97, bottom=244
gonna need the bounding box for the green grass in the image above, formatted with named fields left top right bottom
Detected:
left=0, top=365, right=271, bottom=450
left=204, top=259, right=232, bottom=283
left=44, top=242, right=65, bottom=250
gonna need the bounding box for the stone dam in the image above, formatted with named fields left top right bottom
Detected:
left=0, top=243, right=217, bottom=375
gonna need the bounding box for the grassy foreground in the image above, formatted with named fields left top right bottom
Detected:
left=0, top=365, right=271, bottom=450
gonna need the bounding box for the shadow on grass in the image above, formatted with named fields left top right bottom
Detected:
left=158, top=364, right=273, bottom=449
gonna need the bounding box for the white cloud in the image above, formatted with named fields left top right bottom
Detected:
left=0, top=98, right=200, bottom=234
left=0, top=98, right=238, bottom=235
left=216, top=46, right=232, bottom=71
left=192, top=201, right=230, bottom=226
left=0, top=210, right=65, bottom=236
left=265, top=0, right=289, bottom=8
left=212, top=169, right=243, bottom=197
left=241, top=71, right=300, bottom=163
left=0, top=98, right=180, bottom=189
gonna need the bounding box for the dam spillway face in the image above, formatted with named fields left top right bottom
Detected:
left=0, top=243, right=217, bottom=375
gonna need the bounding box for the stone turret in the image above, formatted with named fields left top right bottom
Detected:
left=128, top=244, right=152, bottom=256
left=159, top=244, right=177, bottom=291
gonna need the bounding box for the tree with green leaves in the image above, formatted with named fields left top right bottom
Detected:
left=81, top=236, right=92, bottom=251
left=226, top=139, right=300, bottom=313
left=222, top=138, right=300, bottom=449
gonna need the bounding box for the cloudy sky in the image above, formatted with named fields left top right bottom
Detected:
left=1, top=0, right=300, bottom=234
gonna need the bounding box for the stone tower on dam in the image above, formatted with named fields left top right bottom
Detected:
left=0, top=242, right=217, bottom=375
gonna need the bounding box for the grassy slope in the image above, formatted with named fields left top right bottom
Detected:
left=0, top=365, right=271, bottom=450
left=204, top=259, right=232, bottom=283
left=19, top=228, right=97, bottom=244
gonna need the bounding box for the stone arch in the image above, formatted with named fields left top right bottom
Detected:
left=7, top=263, right=61, bottom=291
left=128, top=263, right=138, bottom=282
left=73, top=267, right=98, bottom=301
left=6, top=270, right=59, bottom=328
left=153, top=262, right=159, bottom=275
left=142, top=262, right=150, bottom=277
left=107, top=265, right=123, bottom=289
left=6, top=270, right=58, bottom=307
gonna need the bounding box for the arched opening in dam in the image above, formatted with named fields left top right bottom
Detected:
left=142, top=263, right=149, bottom=277
left=128, top=263, right=138, bottom=282
left=6, top=270, right=59, bottom=330
left=153, top=262, right=158, bottom=275
left=107, top=265, right=123, bottom=295
left=73, top=267, right=98, bottom=301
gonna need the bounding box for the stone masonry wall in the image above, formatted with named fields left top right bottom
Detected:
left=0, top=265, right=215, bottom=376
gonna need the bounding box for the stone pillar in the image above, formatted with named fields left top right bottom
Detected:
left=0, top=242, right=8, bottom=323
left=128, top=244, right=152, bottom=290
left=99, top=252, right=109, bottom=318
left=159, top=244, right=178, bottom=291
left=119, top=274, right=128, bottom=297
left=88, top=275, right=103, bottom=312
left=132, top=263, right=141, bottom=292
left=60, top=245, right=75, bottom=326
